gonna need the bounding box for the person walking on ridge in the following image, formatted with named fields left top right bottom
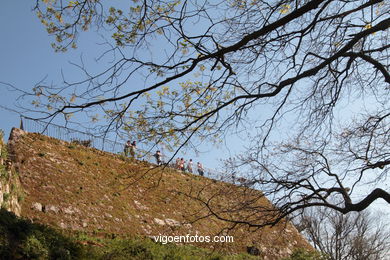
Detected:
left=124, top=140, right=131, bottom=157
left=180, top=158, right=185, bottom=171
left=197, top=162, right=204, bottom=176
left=154, top=150, right=163, bottom=165
left=129, top=141, right=136, bottom=158
left=187, top=159, right=193, bottom=173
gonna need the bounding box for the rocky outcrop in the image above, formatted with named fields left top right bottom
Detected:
left=0, top=129, right=23, bottom=216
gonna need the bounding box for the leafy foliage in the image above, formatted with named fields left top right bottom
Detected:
left=0, top=209, right=82, bottom=259
left=0, top=209, right=256, bottom=260
left=18, top=0, right=390, bottom=225
left=29, top=0, right=389, bottom=151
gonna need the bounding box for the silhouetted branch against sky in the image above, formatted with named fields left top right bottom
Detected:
left=296, top=207, right=390, bottom=260
left=16, top=0, right=390, bottom=224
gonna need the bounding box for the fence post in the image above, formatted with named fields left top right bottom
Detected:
left=20, top=116, right=24, bottom=130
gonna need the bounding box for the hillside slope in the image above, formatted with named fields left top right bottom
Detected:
left=7, top=128, right=312, bottom=259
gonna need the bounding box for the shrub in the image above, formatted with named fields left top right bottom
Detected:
left=17, top=194, right=25, bottom=202
left=0, top=209, right=82, bottom=260
left=21, top=235, right=49, bottom=259
left=0, top=209, right=257, bottom=260
left=2, top=193, right=10, bottom=202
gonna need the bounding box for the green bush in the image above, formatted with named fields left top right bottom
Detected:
left=2, top=193, right=10, bottom=202
left=21, top=235, right=49, bottom=259
left=0, top=146, right=7, bottom=160
left=17, top=194, right=25, bottom=202
left=0, top=209, right=82, bottom=260
left=0, top=165, right=10, bottom=180
left=11, top=183, right=16, bottom=192
left=0, top=209, right=257, bottom=260
left=0, top=130, right=8, bottom=160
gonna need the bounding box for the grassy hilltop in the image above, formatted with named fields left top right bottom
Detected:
left=1, top=129, right=315, bottom=259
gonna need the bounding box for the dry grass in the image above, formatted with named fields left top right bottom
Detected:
left=10, top=132, right=312, bottom=259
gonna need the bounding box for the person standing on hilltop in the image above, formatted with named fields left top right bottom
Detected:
left=180, top=158, right=185, bottom=171
left=129, top=141, right=136, bottom=158
left=124, top=140, right=131, bottom=157
left=187, top=159, right=193, bottom=173
left=197, top=162, right=204, bottom=176
left=154, top=150, right=163, bottom=165
left=175, top=157, right=181, bottom=169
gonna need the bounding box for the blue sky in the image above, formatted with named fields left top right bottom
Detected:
left=0, top=1, right=77, bottom=135
left=1, top=0, right=389, bottom=217
left=0, top=1, right=299, bottom=171
left=0, top=0, right=235, bottom=171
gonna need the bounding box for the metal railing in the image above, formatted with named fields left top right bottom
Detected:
left=20, top=116, right=227, bottom=181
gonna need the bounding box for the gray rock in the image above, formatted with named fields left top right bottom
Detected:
left=45, top=205, right=59, bottom=214
left=165, top=218, right=181, bottom=226
left=63, top=206, right=80, bottom=215
left=31, top=202, right=43, bottom=212
left=183, top=223, right=192, bottom=229
left=154, top=218, right=165, bottom=225
left=63, top=207, right=74, bottom=214
left=134, top=200, right=149, bottom=210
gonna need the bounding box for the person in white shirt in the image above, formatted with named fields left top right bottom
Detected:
left=197, top=162, right=204, bottom=176
left=187, top=159, right=193, bottom=173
